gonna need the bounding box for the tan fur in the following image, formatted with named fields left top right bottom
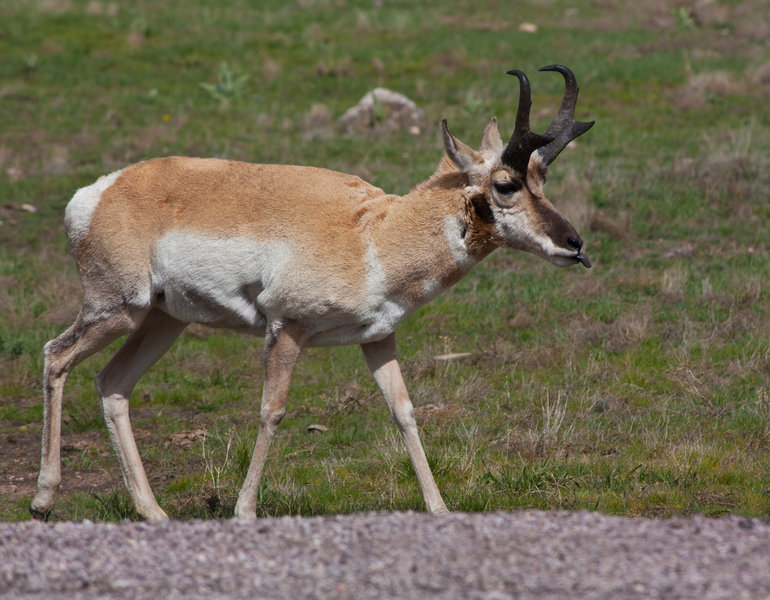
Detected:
left=81, top=159, right=385, bottom=310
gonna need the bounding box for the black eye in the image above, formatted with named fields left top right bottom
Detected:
left=493, top=181, right=522, bottom=195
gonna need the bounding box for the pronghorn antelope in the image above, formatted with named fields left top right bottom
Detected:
left=31, top=65, right=594, bottom=521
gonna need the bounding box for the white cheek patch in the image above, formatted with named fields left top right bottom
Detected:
left=64, top=168, right=126, bottom=257
left=152, top=231, right=292, bottom=327
left=496, top=207, right=540, bottom=245
left=496, top=209, right=572, bottom=260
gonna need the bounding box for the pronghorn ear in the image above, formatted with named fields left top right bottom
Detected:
left=479, top=117, right=503, bottom=155
left=441, top=119, right=482, bottom=173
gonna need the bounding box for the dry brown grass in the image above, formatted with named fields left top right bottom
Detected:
left=672, top=71, right=742, bottom=110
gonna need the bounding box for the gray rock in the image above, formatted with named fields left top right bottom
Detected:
left=339, top=88, right=423, bottom=134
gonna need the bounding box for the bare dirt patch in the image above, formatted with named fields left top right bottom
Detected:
left=0, top=428, right=118, bottom=506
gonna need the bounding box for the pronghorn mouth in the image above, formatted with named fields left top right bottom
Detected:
left=575, top=251, right=592, bottom=268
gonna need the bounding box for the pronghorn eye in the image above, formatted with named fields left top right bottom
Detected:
left=493, top=181, right=522, bottom=195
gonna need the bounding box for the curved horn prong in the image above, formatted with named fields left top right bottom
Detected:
left=501, top=69, right=554, bottom=176
left=509, top=69, right=533, bottom=135
left=537, top=65, right=595, bottom=166
left=540, top=64, right=579, bottom=135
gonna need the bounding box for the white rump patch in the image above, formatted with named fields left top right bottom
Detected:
left=64, top=168, right=125, bottom=257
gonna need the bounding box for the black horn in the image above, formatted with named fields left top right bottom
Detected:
left=536, top=65, right=595, bottom=165
left=500, top=69, right=554, bottom=176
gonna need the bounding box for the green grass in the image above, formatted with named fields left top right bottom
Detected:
left=1, top=0, right=769, bottom=522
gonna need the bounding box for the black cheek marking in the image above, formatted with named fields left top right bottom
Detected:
left=472, top=194, right=495, bottom=224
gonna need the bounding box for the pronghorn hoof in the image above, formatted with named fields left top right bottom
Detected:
left=29, top=504, right=52, bottom=521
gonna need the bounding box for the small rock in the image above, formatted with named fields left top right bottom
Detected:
left=169, top=429, right=208, bottom=447
left=662, top=244, right=694, bottom=259
left=339, top=88, right=423, bottom=134
left=307, top=424, right=329, bottom=433
left=518, top=22, right=538, bottom=33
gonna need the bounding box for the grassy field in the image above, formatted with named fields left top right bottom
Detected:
left=0, top=0, right=768, bottom=521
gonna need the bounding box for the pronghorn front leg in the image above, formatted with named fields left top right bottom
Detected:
left=234, top=321, right=308, bottom=519
left=361, top=334, right=449, bottom=515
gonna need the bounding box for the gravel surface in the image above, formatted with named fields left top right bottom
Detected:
left=2, top=511, right=769, bottom=599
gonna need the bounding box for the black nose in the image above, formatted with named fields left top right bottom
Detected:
left=567, top=237, right=582, bottom=251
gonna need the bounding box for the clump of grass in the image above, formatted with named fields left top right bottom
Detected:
left=88, top=490, right=140, bottom=522
left=199, top=62, right=249, bottom=107
left=540, top=391, right=569, bottom=448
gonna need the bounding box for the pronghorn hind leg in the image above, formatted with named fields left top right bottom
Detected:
left=361, top=333, right=449, bottom=515
left=94, top=308, right=187, bottom=521
left=234, top=321, right=308, bottom=519
left=30, top=308, right=144, bottom=519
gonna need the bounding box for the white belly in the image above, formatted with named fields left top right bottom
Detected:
left=151, top=230, right=416, bottom=345
left=305, top=296, right=412, bottom=347
left=152, top=231, right=290, bottom=330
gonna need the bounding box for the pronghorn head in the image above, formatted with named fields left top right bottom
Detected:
left=442, top=65, right=594, bottom=268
